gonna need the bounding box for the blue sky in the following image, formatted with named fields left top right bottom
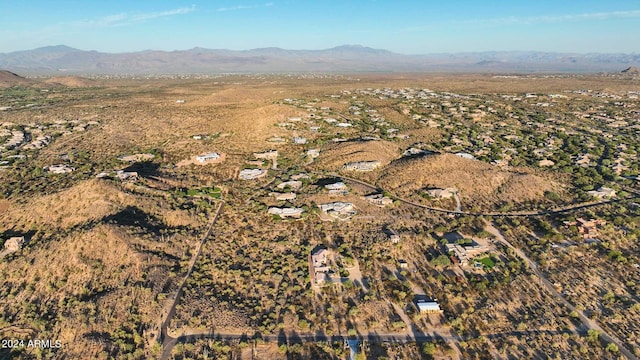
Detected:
left=1, top=1, right=639, bottom=53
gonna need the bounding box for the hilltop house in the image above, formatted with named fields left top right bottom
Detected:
left=342, top=161, right=381, bottom=172
left=425, top=188, right=457, bottom=199
left=268, top=207, right=304, bottom=218
left=325, top=181, right=348, bottom=195
left=45, top=164, right=74, bottom=174
left=239, top=168, right=267, bottom=180
left=270, top=192, right=297, bottom=201
left=196, top=152, right=220, bottom=162
left=365, top=193, right=393, bottom=207
left=115, top=170, right=138, bottom=181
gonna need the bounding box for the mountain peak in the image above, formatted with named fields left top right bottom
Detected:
left=33, top=45, right=80, bottom=53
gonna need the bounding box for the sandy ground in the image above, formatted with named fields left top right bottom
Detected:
left=0, top=200, right=9, bottom=214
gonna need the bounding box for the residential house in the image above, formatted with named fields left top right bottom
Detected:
left=239, top=168, right=267, bottom=180
left=425, top=188, right=457, bottom=199
left=311, top=248, right=331, bottom=285
left=318, top=202, right=356, bottom=219
left=587, top=186, right=616, bottom=199
left=446, top=242, right=489, bottom=266
left=277, top=180, right=303, bottom=191
left=365, top=193, right=393, bottom=207
left=387, top=229, right=401, bottom=244
left=416, top=300, right=443, bottom=314
left=268, top=207, right=304, bottom=218
left=3, top=236, right=25, bottom=253
left=196, top=152, right=220, bottom=163
left=455, top=152, right=476, bottom=160
left=564, top=218, right=606, bottom=239
left=46, top=164, right=74, bottom=174
left=115, top=170, right=138, bottom=181
left=270, top=192, right=297, bottom=201
left=342, top=161, right=381, bottom=172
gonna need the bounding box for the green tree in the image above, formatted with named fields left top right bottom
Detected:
left=422, top=342, right=436, bottom=356
left=430, top=255, right=451, bottom=267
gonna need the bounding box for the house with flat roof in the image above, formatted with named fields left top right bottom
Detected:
left=416, top=300, right=442, bottom=314
left=445, top=242, right=489, bottom=266
left=270, top=192, right=297, bottom=201
left=319, top=202, right=356, bottom=219
left=564, top=218, right=606, bottom=239
left=196, top=152, right=220, bottom=162
left=239, top=168, right=267, bottom=180
left=311, top=248, right=331, bottom=285
left=342, top=161, right=381, bottom=172
left=386, top=229, right=401, bottom=243
left=325, top=181, right=349, bottom=195
left=45, top=164, right=74, bottom=174
left=277, top=180, right=303, bottom=191
left=365, top=193, right=393, bottom=207
left=587, top=186, right=616, bottom=199
left=268, top=207, right=304, bottom=218
left=425, top=188, right=457, bottom=199
left=3, top=236, right=25, bottom=253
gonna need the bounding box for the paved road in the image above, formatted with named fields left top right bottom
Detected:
left=161, top=327, right=589, bottom=350
left=159, top=201, right=224, bottom=360
left=484, top=223, right=638, bottom=360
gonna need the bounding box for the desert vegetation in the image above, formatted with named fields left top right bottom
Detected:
left=1, top=73, right=640, bottom=359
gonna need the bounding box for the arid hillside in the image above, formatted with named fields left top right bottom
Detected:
left=313, top=140, right=401, bottom=172
left=44, top=76, right=98, bottom=87
left=378, top=153, right=565, bottom=209
left=0, top=70, right=32, bottom=88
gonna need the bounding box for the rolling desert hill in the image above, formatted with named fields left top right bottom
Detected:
left=313, top=140, right=402, bottom=173
left=0, top=177, right=204, bottom=358
left=0, top=70, right=33, bottom=87
left=377, top=153, right=564, bottom=208
left=43, top=75, right=98, bottom=87
left=1, top=45, right=639, bottom=74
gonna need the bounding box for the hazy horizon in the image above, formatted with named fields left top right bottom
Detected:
left=3, top=43, right=640, bottom=56
left=1, top=1, right=639, bottom=54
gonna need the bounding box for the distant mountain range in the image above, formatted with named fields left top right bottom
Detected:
left=1, top=44, right=639, bottom=74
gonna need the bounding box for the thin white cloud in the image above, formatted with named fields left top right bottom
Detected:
left=469, top=9, right=640, bottom=26
left=398, top=9, right=640, bottom=33
left=74, top=5, right=196, bottom=28
left=215, top=2, right=273, bottom=12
